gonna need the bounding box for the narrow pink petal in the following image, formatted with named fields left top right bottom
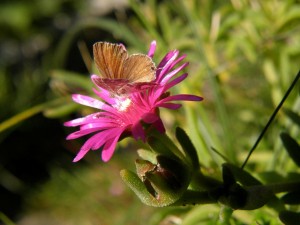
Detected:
left=164, top=73, right=188, bottom=90
left=64, top=112, right=100, bottom=127
left=132, top=122, right=145, bottom=142
left=142, top=113, right=159, bottom=123
left=156, top=102, right=182, bottom=109
left=66, top=127, right=103, bottom=140
left=157, top=50, right=178, bottom=70
left=161, top=63, right=189, bottom=84
left=101, top=132, right=122, bottom=162
left=91, top=127, right=126, bottom=150
left=93, top=88, right=116, bottom=105
left=169, top=54, right=186, bottom=70
left=148, top=85, right=166, bottom=104
left=152, top=119, right=165, bottom=133
left=147, top=40, right=156, bottom=58
left=72, top=127, right=124, bottom=162
left=73, top=132, right=104, bottom=162
left=64, top=112, right=119, bottom=127
left=72, top=94, right=106, bottom=109
left=159, top=94, right=203, bottom=103
left=79, top=121, right=119, bottom=130
left=157, top=50, right=179, bottom=81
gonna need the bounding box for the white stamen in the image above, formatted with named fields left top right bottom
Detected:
left=113, top=97, right=132, bottom=112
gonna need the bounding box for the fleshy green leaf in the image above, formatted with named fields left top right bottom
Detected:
left=280, top=132, right=300, bottom=167
left=222, top=163, right=261, bottom=186
left=241, top=185, right=273, bottom=210
left=147, top=130, right=186, bottom=164
left=284, top=109, right=300, bottom=127
left=281, top=191, right=300, bottom=205
left=43, top=102, right=79, bottom=118
left=175, top=127, right=200, bottom=170
left=222, top=163, right=284, bottom=211
left=279, top=210, right=300, bottom=225
left=51, top=70, right=91, bottom=91
left=137, top=149, right=157, bottom=164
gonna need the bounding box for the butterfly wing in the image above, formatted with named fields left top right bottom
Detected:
left=123, top=54, right=156, bottom=83
left=93, top=42, right=127, bottom=79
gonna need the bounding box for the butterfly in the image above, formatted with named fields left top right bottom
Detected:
left=92, top=42, right=157, bottom=96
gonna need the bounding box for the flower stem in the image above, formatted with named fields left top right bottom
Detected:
left=174, top=190, right=217, bottom=206
left=241, top=70, right=300, bottom=169
left=265, top=181, right=300, bottom=194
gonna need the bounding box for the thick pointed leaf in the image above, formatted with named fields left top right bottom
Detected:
left=279, top=210, right=300, bottom=225
left=223, top=163, right=285, bottom=211
left=137, top=149, right=157, bottom=164
left=147, top=130, right=186, bottom=163
left=284, top=109, right=300, bottom=127
left=280, top=132, right=300, bottom=167
left=222, top=164, right=236, bottom=187
left=43, top=102, right=79, bottom=118
left=175, top=127, right=200, bottom=169
left=222, top=163, right=261, bottom=186
left=241, top=185, right=273, bottom=210
left=281, top=191, right=300, bottom=205
left=120, top=169, right=164, bottom=207
left=51, top=70, right=91, bottom=91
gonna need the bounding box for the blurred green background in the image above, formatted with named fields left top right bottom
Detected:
left=0, top=0, right=300, bottom=224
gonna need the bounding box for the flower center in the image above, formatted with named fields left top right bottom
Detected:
left=113, top=97, right=132, bottom=112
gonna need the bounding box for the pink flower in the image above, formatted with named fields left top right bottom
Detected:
left=64, top=41, right=203, bottom=162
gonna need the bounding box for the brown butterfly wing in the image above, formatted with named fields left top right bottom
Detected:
left=93, top=42, right=127, bottom=79
left=123, top=54, right=156, bottom=83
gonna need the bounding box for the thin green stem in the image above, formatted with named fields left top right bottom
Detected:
left=0, top=97, right=70, bottom=133
left=173, top=190, right=217, bottom=206
left=241, top=70, right=300, bottom=169
left=266, top=181, right=300, bottom=194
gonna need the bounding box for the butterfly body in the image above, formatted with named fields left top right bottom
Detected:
left=93, top=42, right=157, bottom=96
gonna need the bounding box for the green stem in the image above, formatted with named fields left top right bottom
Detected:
left=173, top=190, right=217, bottom=206
left=241, top=70, right=300, bottom=169
left=218, top=206, right=233, bottom=225
left=0, top=97, right=70, bottom=133
left=265, top=181, right=300, bottom=194
left=190, top=171, right=223, bottom=191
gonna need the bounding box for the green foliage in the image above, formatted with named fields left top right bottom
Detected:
left=1, top=0, right=300, bottom=224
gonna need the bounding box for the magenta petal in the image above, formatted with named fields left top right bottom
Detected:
left=164, top=73, right=188, bottom=90
left=152, top=119, right=165, bottom=133
left=101, top=132, right=122, bottom=162
left=91, top=127, right=125, bottom=150
left=64, top=113, right=99, bottom=127
left=64, top=112, right=117, bottom=127
left=72, top=94, right=106, bottom=109
left=161, top=63, right=189, bottom=84
left=72, top=133, right=102, bottom=162
left=142, top=113, right=159, bottom=123
left=157, top=50, right=178, bottom=70
left=132, top=122, right=145, bottom=141
left=93, top=88, right=116, bottom=105
left=80, top=121, right=118, bottom=130
left=66, top=127, right=103, bottom=140
left=156, top=102, right=182, bottom=109
left=157, top=51, right=179, bottom=81
left=162, top=94, right=203, bottom=102
left=147, top=40, right=156, bottom=58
